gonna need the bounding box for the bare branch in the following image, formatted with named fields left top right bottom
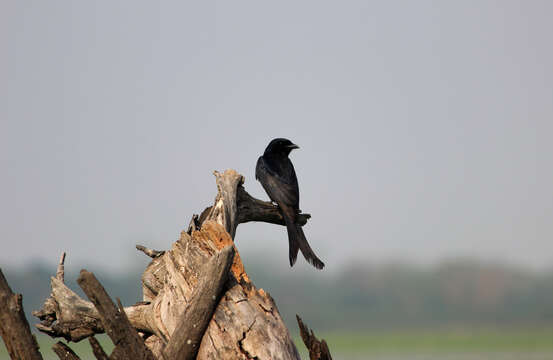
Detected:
left=56, top=252, right=66, bottom=282
left=135, top=245, right=165, bottom=259
left=236, top=185, right=311, bottom=226
left=0, top=269, right=44, bottom=360
left=201, top=169, right=311, bottom=238
left=34, top=276, right=104, bottom=341
left=88, top=337, right=109, bottom=360
left=186, top=214, right=200, bottom=234
left=296, top=315, right=333, bottom=360
left=76, top=270, right=155, bottom=360
left=163, top=245, right=235, bottom=360
left=203, top=170, right=244, bottom=238
left=52, top=342, right=80, bottom=360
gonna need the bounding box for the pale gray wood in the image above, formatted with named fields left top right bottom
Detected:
left=200, top=170, right=311, bottom=237
left=163, top=245, right=234, bottom=360
left=76, top=270, right=155, bottom=360
left=33, top=169, right=305, bottom=360
left=56, top=252, right=66, bottom=283
left=135, top=245, right=165, bottom=259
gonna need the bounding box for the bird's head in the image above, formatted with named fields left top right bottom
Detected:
left=264, top=138, right=299, bottom=156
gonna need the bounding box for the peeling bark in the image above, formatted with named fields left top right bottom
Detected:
left=163, top=246, right=235, bottom=360
left=31, top=169, right=321, bottom=359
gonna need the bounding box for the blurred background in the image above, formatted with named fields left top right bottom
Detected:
left=1, top=1, right=552, bottom=359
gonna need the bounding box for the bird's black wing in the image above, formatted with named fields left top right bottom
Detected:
left=256, top=155, right=325, bottom=270
left=256, top=156, right=299, bottom=208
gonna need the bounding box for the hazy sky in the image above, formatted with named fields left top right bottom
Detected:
left=1, top=1, right=552, bottom=273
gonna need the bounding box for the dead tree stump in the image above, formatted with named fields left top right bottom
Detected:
left=26, top=169, right=325, bottom=359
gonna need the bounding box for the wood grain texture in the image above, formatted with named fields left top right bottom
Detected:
left=297, top=315, right=333, bottom=360
left=163, top=246, right=234, bottom=360
left=52, top=342, right=80, bottom=360
left=76, top=271, right=155, bottom=360
left=32, top=169, right=314, bottom=359
left=88, top=337, right=109, bottom=360
left=0, top=269, right=43, bottom=360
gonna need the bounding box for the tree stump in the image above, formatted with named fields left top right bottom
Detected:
left=28, top=169, right=323, bottom=359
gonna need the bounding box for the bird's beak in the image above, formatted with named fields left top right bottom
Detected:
left=287, top=144, right=300, bottom=150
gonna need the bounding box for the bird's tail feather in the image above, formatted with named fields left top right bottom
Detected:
left=284, top=215, right=325, bottom=270
left=295, top=225, right=325, bottom=270
left=287, top=225, right=300, bottom=267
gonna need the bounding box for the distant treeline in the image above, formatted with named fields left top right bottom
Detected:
left=256, top=259, right=553, bottom=331
left=3, top=258, right=553, bottom=332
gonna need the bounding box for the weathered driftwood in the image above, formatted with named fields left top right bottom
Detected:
left=56, top=252, right=66, bottom=283
left=163, top=245, right=235, bottom=360
left=52, top=341, right=80, bottom=360
left=88, top=337, right=109, bottom=360
left=198, top=170, right=311, bottom=236
left=136, top=245, right=165, bottom=259
left=296, top=315, right=333, bottom=360
left=76, top=270, right=155, bottom=360
left=0, top=269, right=44, bottom=360
left=31, top=169, right=321, bottom=359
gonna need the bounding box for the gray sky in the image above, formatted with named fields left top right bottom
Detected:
left=1, top=1, right=552, bottom=273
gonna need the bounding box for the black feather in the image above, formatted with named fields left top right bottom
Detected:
left=256, top=138, right=325, bottom=270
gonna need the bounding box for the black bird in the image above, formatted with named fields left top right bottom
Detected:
left=256, top=138, right=325, bottom=269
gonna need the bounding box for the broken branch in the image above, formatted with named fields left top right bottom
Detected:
left=88, top=337, right=109, bottom=360
left=0, top=269, right=43, bottom=360
left=135, top=245, right=165, bottom=259
left=297, top=315, right=333, bottom=360
left=76, top=270, right=155, bottom=360
left=163, top=245, right=235, bottom=360
left=52, top=341, right=80, bottom=360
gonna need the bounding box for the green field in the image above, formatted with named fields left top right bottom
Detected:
left=307, top=327, right=553, bottom=353
left=295, top=328, right=553, bottom=360
left=2, top=328, right=553, bottom=360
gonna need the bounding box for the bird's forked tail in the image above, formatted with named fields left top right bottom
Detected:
left=284, top=216, right=325, bottom=270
